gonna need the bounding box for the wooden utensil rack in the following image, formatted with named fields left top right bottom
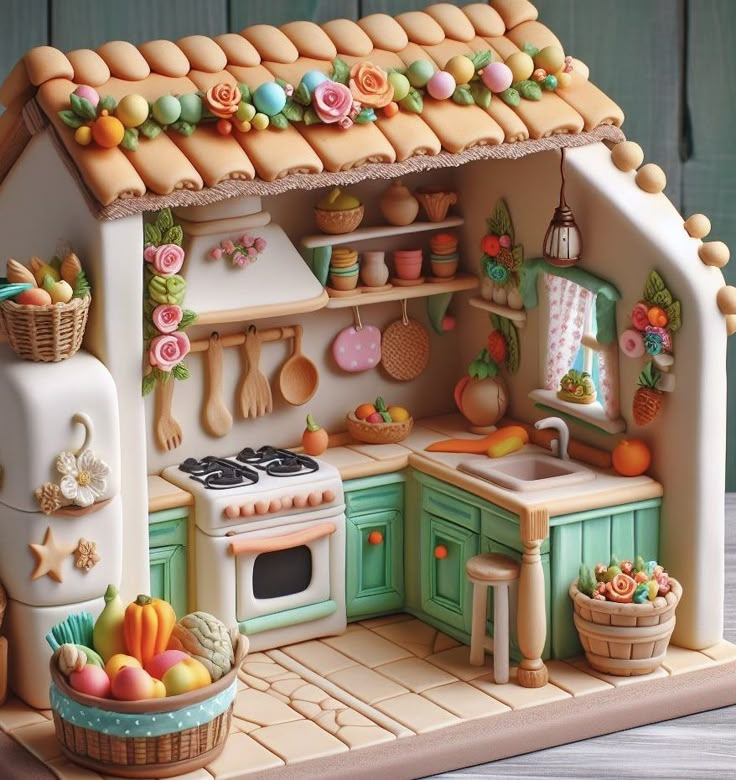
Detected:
left=189, top=325, right=298, bottom=353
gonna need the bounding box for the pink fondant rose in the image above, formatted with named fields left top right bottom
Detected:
left=312, top=80, right=354, bottom=125
left=631, top=302, right=650, bottom=331
left=205, top=83, right=242, bottom=119
left=149, top=331, right=190, bottom=371
left=149, top=243, right=185, bottom=276
left=152, top=304, right=183, bottom=334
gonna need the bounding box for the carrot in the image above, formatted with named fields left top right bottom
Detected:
left=425, top=425, right=529, bottom=454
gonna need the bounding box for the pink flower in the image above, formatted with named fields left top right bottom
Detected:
left=247, top=246, right=257, bottom=257
left=222, top=239, right=235, bottom=254
left=144, top=245, right=157, bottom=263
left=209, top=247, right=223, bottom=261
left=149, top=331, right=190, bottom=371
left=338, top=115, right=354, bottom=130
left=349, top=101, right=361, bottom=120
left=152, top=304, right=183, bottom=334
left=631, top=303, right=650, bottom=331
left=151, top=244, right=185, bottom=276
left=242, top=235, right=254, bottom=248
left=233, top=252, right=246, bottom=266
left=655, top=571, right=671, bottom=596
left=312, top=80, right=353, bottom=124
left=284, top=84, right=294, bottom=97
left=499, top=234, right=512, bottom=248
left=254, top=237, right=267, bottom=252
left=619, top=328, right=645, bottom=358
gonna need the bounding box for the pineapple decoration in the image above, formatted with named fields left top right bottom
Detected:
left=619, top=271, right=681, bottom=426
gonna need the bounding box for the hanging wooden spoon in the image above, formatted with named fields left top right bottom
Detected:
left=202, top=332, right=233, bottom=437
left=278, top=324, right=319, bottom=405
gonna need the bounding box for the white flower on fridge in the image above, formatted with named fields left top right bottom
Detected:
left=56, top=449, right=110, bottom=507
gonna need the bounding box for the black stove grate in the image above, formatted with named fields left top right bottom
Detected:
left=235, top=446, right=320, bottom=477
left=179, top=456, right=260, bottom=490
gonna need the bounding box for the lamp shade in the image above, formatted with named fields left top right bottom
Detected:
left=543, top=148, right=582, bottom=267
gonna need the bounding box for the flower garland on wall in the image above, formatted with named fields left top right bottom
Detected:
left=141, top=209, right=197, bottom=396
left=58, top=43, right=574, bottom=150
left=479, top=199, right=525, bottom=310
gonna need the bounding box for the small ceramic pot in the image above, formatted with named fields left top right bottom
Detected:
left=380, top=180, right=419, bottom=226
left=416, top=189, right=458, bottom=222
left=315, top=205, right=364, bottom=235
left=430, top=256, right=459, bottom=278
left=361, top=251, right=389, bottom=287
left=393, top=250, right=423, bottom=280
left=430, top=232, right=459, bottom=256
left=329, top=268, right=359, bottom=290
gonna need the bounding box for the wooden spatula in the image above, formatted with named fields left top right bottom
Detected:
left=202, top=332, right=233, bottom=437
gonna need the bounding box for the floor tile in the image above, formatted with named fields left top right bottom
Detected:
left=470, top=670, right=571, bottom=709
left=372, top=618, right=460, bottom=658
left=546, top=660, right=615, bottom=696
left=231, top=716, right=260, bottom=733
left=375, top=657, right=457, bottom=693
left=330, top=722, right=396, bottom=749
left=358, top=613, right=414, bottom=629
left=233, top=688, right=303, bottom=726
left=241, top=655, right=297, bottom=683
left=0, top=695, right=50, bottom=731
left=425, top=645, right=495, bottom=680
left=700, top=639, right=736, bottom=663
left=206, top=731, right=283, bottom=778
left=280, top=640, right=357, bottom=676
left=327, top=665, right=408, bottom=704
left=421, top=681, right=511, bottom=720
left=46, top=757, right=106, bottom=779
left=661, top=646, right=717, bottom=676
left=323, top=628, right=412, bottom=667
left=11, top=719, right=62, bottom=762
left=250, top=719, right=348, bottom=764
left=374, top=692, right=461, bottom=733
left=568, top=657, right=670, bottom=687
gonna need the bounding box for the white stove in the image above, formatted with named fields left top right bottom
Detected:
left=162, top=446, right=346, bottom=651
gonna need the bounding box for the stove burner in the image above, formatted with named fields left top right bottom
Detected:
left=236, top=446, right=319, bottom=477
left=179, top=456, right=259, bottom=490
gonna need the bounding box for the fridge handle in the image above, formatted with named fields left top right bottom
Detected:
left=70, top=413, right=94, bottom=455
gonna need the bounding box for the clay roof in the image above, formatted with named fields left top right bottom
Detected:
left=0, top=1, right=624, bottom=218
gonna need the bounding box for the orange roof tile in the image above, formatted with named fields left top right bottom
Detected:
left=0, top=1, right=624, bottom=217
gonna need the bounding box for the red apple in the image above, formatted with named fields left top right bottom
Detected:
left=365, top=412, right=384, bottom=423
left=162, top=657, right=212, bottom=696
left=145, top=649, right=189, bottom=680
left=69, top=665, right=111, bottom=698
left=111, top=666, right=159, bottom=701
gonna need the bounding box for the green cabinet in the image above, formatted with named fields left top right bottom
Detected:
left=344, top=473, right=405, bottom=619
left=148, top=508, right=188, bottom=618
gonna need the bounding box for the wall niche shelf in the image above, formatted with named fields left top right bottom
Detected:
left=325, top=274, right=478, bottom=309
left=194, top=290, right=329, bottom=326
left=301, top=217, right=464, bottom=249
left=469, top=297, right=527, bottom=326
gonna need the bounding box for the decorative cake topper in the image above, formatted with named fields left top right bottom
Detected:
left=209, top=234, right=267, bottom=268
left=29, top=527, right=77, bottom=582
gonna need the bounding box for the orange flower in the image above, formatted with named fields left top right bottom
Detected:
left=605, top=573, right=637, bottom=603
left=349, top=62, right=394, bottom=109
left=205, top=83, right=242, bottom=119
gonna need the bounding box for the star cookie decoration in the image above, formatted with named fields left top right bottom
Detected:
left=29, top=527, right=77, bottom=582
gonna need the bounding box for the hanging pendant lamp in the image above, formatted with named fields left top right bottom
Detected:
left=543, top=147, right=583, bottom=267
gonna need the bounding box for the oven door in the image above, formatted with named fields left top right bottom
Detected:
left=231, top=516, right=339, bottom=634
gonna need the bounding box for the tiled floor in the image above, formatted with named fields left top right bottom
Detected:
left=2, top=616, right=736, bottom=780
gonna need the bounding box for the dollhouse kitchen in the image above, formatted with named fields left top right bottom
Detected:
left=0, top=6, right=734, bottom=778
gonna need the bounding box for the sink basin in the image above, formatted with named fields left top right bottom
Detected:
left=458, top=454, right=596, bottom=493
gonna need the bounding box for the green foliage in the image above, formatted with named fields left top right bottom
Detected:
left=120, top=128, right=139, bottom=151
left=142, top=373, right=157, bottom=396
left=666, top=300, right=682, bottom=332
left=399, top=90, right=424, bottom=114
left=522, top=42, right=540, bottom=58
left=144, top=223, right=162, bottom=246
left=303, top=107, right=321, bottom=126
left=72, top=270, right=91, bottom=299
left=635, top=555, right=646, bottom=573
left=163, top=225, right=183, bottom=247
left=470, top=81, right=492, bottom=109
left=487, top=199, right=514, bottom=242
left=470, top=50, right=493, bottom=70
left=282, top=99, right=305, bottom=122
left=70, top=93, right=97, bottom=121
left=139, top=118, right=162, bottom=139
left=172, top=363, right=190, bottom=380
left=577, top=563, right=597, bottom=597
left=156, top=208, right=174, bottom=234
left=355, top=107, right=377, bottom=124
left=514, top=80, right=542, bottom=101
left=46, top=612, right=94, bottom=652
left=99, top=95, right=117, bottom=112
left=171, top=120, right=195, bottom=137
left=638, top=361, right=661, bottom=390
left=58, top=110, right=84, bottom=129
left=511, top=245, right=524, bottom=271
left=451, top=85, right=474, bottom=106
left=330, top=58, right=351, bottom=86
left=294, top=81, right=312, bottom=106
left=238, top=83, right=252, bottom=103
left=644, top=270, right=682, bottom=332
left=491, top=314, right=520, bottom=375
left=499, top=87, right=520, bottom=107
left=179, top=309, right=198, bottom=329
left=270, top=113, right=289, bottom=130
left=468, top=348, right=499, bottom=379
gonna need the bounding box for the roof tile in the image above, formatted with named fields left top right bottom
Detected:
left=483, top=35, right=519, bottom=60
left=296, top=122, right=396, bottom=171
left=24, top=46, right=74, bottom=86
left=491, top=0, right=539, bottom=30
left=321, top=19, right=373, bottom=57
left=176, top=36, right=227, bottom=73
left=396, top=12, right=446, bottom=46
left=462, top=4, right=506, bottom=38
left=358, top=15, right=409, bottom=53
left=556, top=73, right=624, bottom=131
left=424, top=4, right=476, bottom=42
left=281, top=21, right=337, bottom=61
left=120, top=133, right=203, bottom=195
left=511, top=92, right=584, bottom=138
left=97, top=41, right=150, bottom=81
left=420, top=99, right=505, bottom=152
left=170, top=124, right=256, bottom=186
left=241, top=25, right=299, bottom=64
left=214, top=34, right=261, bottom=67
left=505, top=20, right=562, bottom=51
left=138, top=40, right=190, bottom=78
left=66, top=49, right=110, bottom=86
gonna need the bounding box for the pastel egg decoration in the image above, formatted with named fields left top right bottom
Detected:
left=115, top=94, right=149, bottom=128
left=388, top=72, right=411, bottom=102
left=152, top=95, right=182, bottom=126
left=427, top=71, right=456, bottom=100
left=92, top=113, right=125, bottom=149
left=444, top=55, right=475, bottom=85
left=178, top=93, right=203, bottom=124
left=481, top=62, right=513, bottom=94
left=407, top=59, right=435, bottom=88
left=300, top=69, right=329, bottom=93
left=236, top=102, right=256, bottom=123
left=505, top=52, right=534, bottom=82
left=253, top=82, right=287, bottom=117
left=72, top=85, right=100, bottom=109
left=534, top=46, right=565, bottom=75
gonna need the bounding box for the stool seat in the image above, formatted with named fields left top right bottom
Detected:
left=466, top=553, right=520, bottom=584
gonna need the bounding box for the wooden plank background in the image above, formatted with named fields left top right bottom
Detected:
left=0, top=0, right=734, bottom=486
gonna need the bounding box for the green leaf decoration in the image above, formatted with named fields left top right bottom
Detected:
left=515, top=80, right=543, bottom=101
left=70, top=93, right=97, bottom=121
left=270, top=112, right=289, bottom=130
left=470, top=81, right=492, bottom=109
left=120, top=127, right=139, bottom=151
left=171, top=120, right=195, bottom=136
left=50, top=256, right=61, bottom=272
left=294, top=81, right=312, bottom=106
left=355, top=107, right=377, bottom=123
left=238, top=83, right=252, bottom=103
left=470, top=50, right=492, bottom=71
left=522, top=42, right=540, bottom=58
left=143, top=320, right=159, bottom=340
left=143, top=298, right=157, bottom=318
left=666, top=300, right=682, bottom=332
left=399, top=89, right=423, bottom=114
left=274, top=78, right=288, bottom=89
left=651, top=288, right=672, bottom=308
left=179, top=309, right=198, bottom=329
left=330, top=58, right=351, bottom=86
left=58, top=109, right=84, bottom=129
left=72, top=270, right=91, bottom=299
left=99, top=95, right=117, bottom=112
left=505, top=321, right=520, bottom=374
left=156, top=208, right=174, bottom=234
left=139, top=118, right=162, bottom=139
left=644, top=270, right=666, bottom=302
left=142, top=373, right=157, bottom=396
left=172, top=362, right=190, bottom=381
left=451, top=85, right=474, bottom=106
left=510, top=244, right=524, bottom=271
left=282, top=99, right=305, bottom=122
left=144, top=223, right=162, bottom=246
left=303, top=107, right=321, bottom=126
left=499, top=87, right=520, bottom=107
left=163, top=225, right=184, bottom=247
left=488, top=199, right=514, bottom=242
left=153, top=367, right=171, bottom=383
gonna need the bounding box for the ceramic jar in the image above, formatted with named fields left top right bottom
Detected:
left=393, top=249, right=423, bottom=280
left=360, top=251, right=389, bottom=287
left=416, top=188, right=458, bottom=222
left=380, top=180, right=419, bottom=226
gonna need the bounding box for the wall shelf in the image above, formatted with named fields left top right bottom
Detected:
left=469, top=297, right=527, bottom=326
left=301, top=217, right=464, bottom=249
left=194, top=290, right=329, bottom=326
left=325, top=274, right=478, bottom=309
left=529, top=389, right=626, bottom=435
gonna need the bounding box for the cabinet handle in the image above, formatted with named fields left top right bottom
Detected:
left=368, top=531, right=383, bottom=545
left=434, top=545, right=448, bottom=560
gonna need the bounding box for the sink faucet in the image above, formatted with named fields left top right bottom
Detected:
left=534, top=417, right=570, bottom=460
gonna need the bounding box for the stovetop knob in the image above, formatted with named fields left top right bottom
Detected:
left=224, top=504, right=240, bottom=519
left=308, top=491, right=322, bottom=506
left=293, top=494, right=308, bottom=508
left=322, top=489, right=336, bottom=503
left=240, top=503, right=255, bottom=517
left=281, top=495, right=293, bottom=509
left=269, top=498, right=282, bottom=512
left=255, top=499, right=269, bottom=514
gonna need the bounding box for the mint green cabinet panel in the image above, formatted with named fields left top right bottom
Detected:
left=148, top=513, right=187, bottom=548
left=346, top=510, right=403, bottom=618
left=421, top=486, right=480, bottom=534
left=421, top=514, right=478, bottom=633
left=149, top=544, right=187, bottom=618
left=345, top=480, right=404, bottom=516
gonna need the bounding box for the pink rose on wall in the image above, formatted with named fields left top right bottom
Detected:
left=152, top=304, right=183, bottom=334
left=631, top=303, right=650, bottom=331
left=149, top=331, right=190, bottom=371
left=152, top=243, right=185, bottom=276
left=313, top=81, right=353, bottom=124
left=254, top=237, right=267, bottom=252
left=143, top=245, right=157, bottom=264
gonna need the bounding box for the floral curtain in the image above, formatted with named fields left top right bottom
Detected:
left=597, top=345, right=621, bottom=419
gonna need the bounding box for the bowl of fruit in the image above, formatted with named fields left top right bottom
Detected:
left=47, top=585, right=248, bottom=778
left=346, top=397, right=413, bottom=444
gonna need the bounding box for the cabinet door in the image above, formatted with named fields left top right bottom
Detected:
left=149, top=544, right=187, bottom=618
left=421, top=513, right=478, bottom=633
left=347, top=509, right=404, bottom=618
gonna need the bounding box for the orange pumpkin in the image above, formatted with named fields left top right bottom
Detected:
left=123, top=595, right=176, bottom=666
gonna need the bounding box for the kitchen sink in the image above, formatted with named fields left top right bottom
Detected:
left=458, top=453, right=596, bottom=493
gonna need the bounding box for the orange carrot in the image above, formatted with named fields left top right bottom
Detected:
left=425, top=425, right=529, bottom=454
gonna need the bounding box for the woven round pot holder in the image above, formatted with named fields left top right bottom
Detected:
left=381, top=300, right=430, bottom=381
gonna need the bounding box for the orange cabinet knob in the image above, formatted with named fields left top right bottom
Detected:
left=434, top=545, right=448, bottom=560
left=368, top=531, right=383, bottom=545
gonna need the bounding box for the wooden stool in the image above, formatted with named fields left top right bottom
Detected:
left=466, top=553, right=520, bottom=683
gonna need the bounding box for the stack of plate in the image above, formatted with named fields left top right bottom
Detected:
left=429, top=232, right=459, bottom=278
left=329, top=247, right=360, bottom=290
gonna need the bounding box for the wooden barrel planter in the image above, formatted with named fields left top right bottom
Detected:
left=569, top=578, right=682, bottom=676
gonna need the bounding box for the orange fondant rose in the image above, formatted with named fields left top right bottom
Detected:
left=205, top=83, right=242, bottom=119
left=349, top=62, right=394, bottom=109
left=605, top=573, right=637, bottom=603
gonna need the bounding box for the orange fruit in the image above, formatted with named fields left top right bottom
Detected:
left=354, top=403, right=376, bottom=420
left=612, top=439, right=651, bottom=477
left=92, top=113, right=125, bottom=148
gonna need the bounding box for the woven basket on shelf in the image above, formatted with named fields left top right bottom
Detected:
left=315, top=205, right=364, bottom=235
left=346, top=413, right=413, bottom=444
left=49, top=634, right=248, bottom=779
left=569, top=578, right=682, bottom=676
left=0, top=295, right=90, bottom=362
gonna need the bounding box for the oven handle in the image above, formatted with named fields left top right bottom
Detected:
left=228, top=522, right=336, bottom=557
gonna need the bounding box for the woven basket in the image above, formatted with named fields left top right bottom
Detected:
left=346, top=413, right=413, bottom=444
left=569, top=578, right=682, bottom=676
left=49, top=634, right=248, bottom=778
left=315, top=205, right=364, bottom=235
left=0, top=295, right=90, bottom=362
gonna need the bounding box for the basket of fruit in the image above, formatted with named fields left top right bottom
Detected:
left=346, top=397, right=413, bottom=444
left=47, top=586, right=248, bottom=778
left=569, top=556, right=681, bottom=677
left=0, top=253, right=91, bottom=362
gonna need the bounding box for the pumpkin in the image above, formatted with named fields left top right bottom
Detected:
left=167, top=611, right=237, bottom=681
left=123, top=594, right=176, bottom=666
